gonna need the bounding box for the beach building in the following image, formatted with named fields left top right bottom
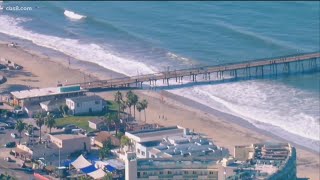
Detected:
left=10, top=85, right=86, bottom=107
left=124, top=126, right=228, bottom=159
left=40, top=99, right=65, bottom=112
left=125, top=152, right=231, bottom=180
left=66, top=95, right=104, bottom=115
left=88, top=118, right=105, bottom=130
left=94, top=131, right=120, bottom=148
left=16, top=141, right=60, bottom=161
left=49, top=133, right=91, bottom=153
left=123, top=126, right=230, bottom=179
left=125, top=121, right=162, bottom=132
left=226, top=143, right=297, bottom=179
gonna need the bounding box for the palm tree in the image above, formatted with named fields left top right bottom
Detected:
left=104, top=113, right=116, bottom=132
left=113, top=117, right=120, bottom=135
left=45, top=114, right=56, bottom=134
left=120, top=135, right=131, bottom=152
left=126, top=91, right=134, bottom=115
left=114, top=91, right=123, bottom=119
left=141, top=99, right=148, bottom=122
left=35, top=112, right=45, bottom=143
left=136, top=102, right=143, bottom=121
left=131, top=94, right=139, bottom=119
left=120, top=102, right=127, bottom=119
left=25, top=124, right=33, bottom=144
left=15, top=120, right=26, bottom=144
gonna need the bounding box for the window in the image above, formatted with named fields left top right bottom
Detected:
left=95, top=100, right=100, bottom=104
left=184, top=171, right=188, bottom=174
left=137, top=149, right=141, bottom=154
left=159, top=171, right=163, bottom=175
left=137, top=172, right=141, bottom=178
left=168, top=171, right=172, bottom=175
left=141, top=151, right=145, bottom=156
left=209, top=171, right=214, bottom=175
left=193, top=171, right=196, bottom=175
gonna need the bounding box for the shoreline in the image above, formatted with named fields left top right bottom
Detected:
left=0, top=41, right=319, bottom=179
left=160, top=90, right=319, bottom=154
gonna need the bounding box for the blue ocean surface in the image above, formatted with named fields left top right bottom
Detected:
left=0, top=1, right=319, bottom=151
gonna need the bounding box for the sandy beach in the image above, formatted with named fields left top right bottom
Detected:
left=0, top=43, right=319, bottom=179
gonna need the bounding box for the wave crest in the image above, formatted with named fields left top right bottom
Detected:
left=64, top=10, right=86, bottom=20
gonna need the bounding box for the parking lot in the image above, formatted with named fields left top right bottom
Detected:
left=0, top=119, right=38, bottom=147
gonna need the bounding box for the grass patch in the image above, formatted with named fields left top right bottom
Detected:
left=55, top=100, right=118, bottom=132
left=55, top=116, right=97, bottom=132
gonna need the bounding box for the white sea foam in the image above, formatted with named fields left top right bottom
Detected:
left=64, top=10, right=86, bottom=20
left=169, top=81, right=320, bottom=142
left=0, top=15, right=319, bottom=150
left=0, top=15, right=155, bottom=76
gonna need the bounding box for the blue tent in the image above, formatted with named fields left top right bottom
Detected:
left=105, top=165, right=116, bottom=172
left=64, top=160, right=73, bottom=167
left=86, top=154, right=100, bottom=162
left=81, top=165, right=98, bottom=174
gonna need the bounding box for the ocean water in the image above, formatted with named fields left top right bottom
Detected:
left=0, top=2, right=319, bottom=151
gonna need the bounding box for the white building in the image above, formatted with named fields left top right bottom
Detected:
left=40, top=99, right=65, bottom=112
left=11, top=85, right=86, bottom=107
left=66, top=95, right=104, bottom=115
left=49, top=133, right=91, bottom=153
left=125, top=152, right=227, bottom=180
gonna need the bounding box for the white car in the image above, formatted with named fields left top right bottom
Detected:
left=24, top=132, right=32, bottom=136
left=10, top=133, right=17, bottom=139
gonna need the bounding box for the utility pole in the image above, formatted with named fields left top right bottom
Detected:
left=59, top=148, right=61, bottom=167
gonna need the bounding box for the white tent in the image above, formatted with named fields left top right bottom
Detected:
left=87, top=169, right=106, bottom=179
left=71, top=155, right=92, bottom=169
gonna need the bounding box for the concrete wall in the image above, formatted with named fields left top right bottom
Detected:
left=50, top=135, right=91, bottom=154
left=135, top=143, right=148, bottom=159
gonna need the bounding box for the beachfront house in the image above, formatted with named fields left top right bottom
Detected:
left=10, top=85, right=86, bottom=107
left=66, top=95, right=104, bottom=115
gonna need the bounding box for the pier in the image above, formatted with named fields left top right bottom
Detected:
left=67, top=52, right=320, bottom=90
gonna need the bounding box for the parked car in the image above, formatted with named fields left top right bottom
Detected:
left=63, top=124, right=77, bottom=130
left=23, top=167, right=34, bottom=174
left=5, top=122, right=15, bottom=129
left=4, top=157, right=14, bottom=162
left=24, top=131, right=33, bottom=136
left=4, top=141, right=16, bottom=148
left=63, top=124, right=78, bottom=133
left=0, top=127, right=5, bottom=131
left=11, top=133, right=17, bottom=139
left=85, top=131, right=96, bottom=137
left=71, top=129, right=82, bottom=134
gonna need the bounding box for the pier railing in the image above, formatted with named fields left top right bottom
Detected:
left=66, top=52, right=320, bottom=90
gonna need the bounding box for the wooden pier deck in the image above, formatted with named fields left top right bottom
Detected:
left=67, top=52, right=320, bottom=90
